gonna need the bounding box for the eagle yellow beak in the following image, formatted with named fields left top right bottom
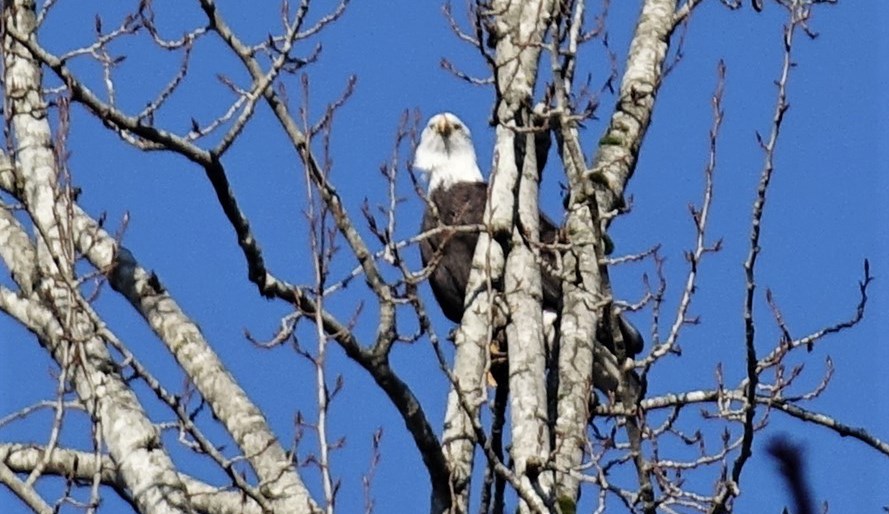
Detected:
left=435, top=116, right=453, bottom=137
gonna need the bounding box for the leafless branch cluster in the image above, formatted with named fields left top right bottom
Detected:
left=431, top=1, right=873, bottom=513
left=0, top=0, right=877, bottom=513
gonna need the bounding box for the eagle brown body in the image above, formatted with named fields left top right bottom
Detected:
left=419, top=181, right=561, bottom=324
left=414, top=113, right=643, bottom=367
left=418, top=180, right=643, bottom=358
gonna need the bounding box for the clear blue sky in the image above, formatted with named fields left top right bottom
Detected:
left=1, top=1, right=887, bottom=512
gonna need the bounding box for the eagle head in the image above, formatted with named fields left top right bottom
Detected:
left=413, top=112, right=483, bottom=192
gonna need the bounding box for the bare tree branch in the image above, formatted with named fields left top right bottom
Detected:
left=712, top=7, right=803, bottom=513
left=0, top=444, right=264, bottom=514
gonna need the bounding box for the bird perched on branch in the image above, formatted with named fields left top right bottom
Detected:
left=413, top=112, right=643, bottom=396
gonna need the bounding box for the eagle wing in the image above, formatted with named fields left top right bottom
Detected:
left=420, top=182, right=563, bottom=322
left=419, top=183, right=643, bottom=357
left=419, top=182, right=488, bottom=323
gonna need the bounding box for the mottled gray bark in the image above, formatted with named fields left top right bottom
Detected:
left=0, top=444, right=263, bottom=514
left=439, top=0, right=556, bottom=510
left=587, top=0, right=678, bottom=217
left=439, top=237, right=503, bottom=513
left=504, top=125, right=552, bottom=511
left=104, top=244, right=319, bottom=514
left=552, top=0, right=678, bottom=507
left=0, top=2, right=320, bottom=512
left=551, top=200, right=601, bottom=505
left=2, top=3, right=195, bottom=513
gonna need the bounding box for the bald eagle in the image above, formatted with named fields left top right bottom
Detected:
left=414, top=113, right=643, bottom=393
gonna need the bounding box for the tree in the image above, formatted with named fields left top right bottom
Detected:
left=0, top=0, right=883, bottom=513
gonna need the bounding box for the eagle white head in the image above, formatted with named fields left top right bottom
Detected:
left=413, top=112, right=484, bottom=193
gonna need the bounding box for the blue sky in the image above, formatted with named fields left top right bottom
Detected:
left=1, top=1, right=887, bottom=512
